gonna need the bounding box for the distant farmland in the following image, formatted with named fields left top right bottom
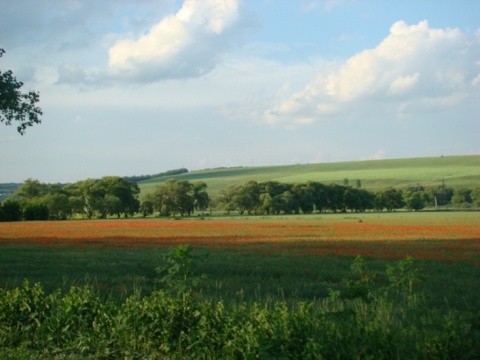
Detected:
left=138, top=155, right=480, bottom=195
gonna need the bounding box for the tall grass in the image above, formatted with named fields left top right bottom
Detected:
left=1, top=254, right=478, bottom=359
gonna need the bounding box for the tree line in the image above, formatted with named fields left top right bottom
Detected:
left=210, top=180, right=478, bottom=215
left=0, top=177, right=140, bottom=221
left=123, top=168, right=188, bottom=183
left=1, top=177, right=479, bottom=221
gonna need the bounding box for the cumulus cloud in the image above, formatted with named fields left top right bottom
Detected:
left=388, top=73, right=420, bottom=95
left=107, top=0, right=252, bottom=82
left=0, top=0, right=166, bottom=50
left=361, top=149, right=386, bottom=161
left=264, top=20, right=480, bottom=125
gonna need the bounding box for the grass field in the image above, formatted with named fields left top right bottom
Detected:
left=1, top=212, right=479, bottom=308
left=1, top=212, right=480, bottom=357
left=137, top=155, right=480, bottom=196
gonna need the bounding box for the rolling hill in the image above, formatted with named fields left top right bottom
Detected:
left=138, top=155, right=480, bottom=196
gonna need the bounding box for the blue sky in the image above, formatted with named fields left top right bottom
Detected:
left=1, top=0, right=479, bottom=183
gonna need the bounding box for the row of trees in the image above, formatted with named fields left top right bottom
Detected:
left=0, top=177, right=140, bottom=221
left=140, top=179, right=209, bottom=217
left=1, top=177, right=479, bottom=221
left=212, top=181, right=457, bottom=215
left=123, top=168, right=188, bottom=183
left=140, top=180, right=478, bottom=217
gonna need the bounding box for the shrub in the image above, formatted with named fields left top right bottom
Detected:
left=1, top=198, right=22, bottom=221
left=0, top=253, right=478, bottom=358
left=23, top=202, right=49, bottom=221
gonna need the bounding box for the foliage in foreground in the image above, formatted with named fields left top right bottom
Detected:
left=0, top=49, right=43, bottom=135
left=1, top=252, right=479, bottom=359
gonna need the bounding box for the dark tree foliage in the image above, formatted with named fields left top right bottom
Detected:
left=1, top=177, right=140, bottom=221
left=150, top=179, right=196, bottom=217
left=0, top=49, right=42, bottom=135
left=124, top=168, right=189, bottom=182
left=404, top=185, right=430, bottom=212
left=23, top=202, right=49, bottom=221
left=215, top=181, right=376, bottom=215
left=3, top=175, right=476, bottom=222
left=1, top=198, right=23, bottom=221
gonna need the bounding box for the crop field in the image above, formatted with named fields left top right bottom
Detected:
left=1, top=212, right=479, bottom=305
left=138, top=155, right=480, bottom=195
left=1, top=212, right=480, bottom=358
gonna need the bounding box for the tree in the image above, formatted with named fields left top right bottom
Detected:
left=279, top=191, right=296, bottom=214
left=1, top=198, right=22, bottom=221
left=355, top=179, right=362, bottom=189
left=155, top=179, right=195, bottom=217
left=140, top=193, right=155, bottom=217
left=325, top=184, right=346, bottom=212
left=426, top=185, right=453, bottom=207
left=100, top=176, right=140, bottom=217
left=43, top=193, right=71, bottom=220
left=471, top=187, right=480, bottom=208
left=233, top=181, right=260, bottom=215
left=452, top=188, right=472, bottom=208
left=216, top=186, right=237, bottom=215
left=292, top=183, right=314, bottom=214
left=306, top=181, right=328, bottom=213
left=259, top=193, right=273, bottom=215
left=172, top=180, right=195, bottom=216
left=71, top=179, right=106, bottom=219
left=375, top=188, right=404, bottom=212
left=23, top=201, right=49, bottom=220
left=404, top=185, right=430, bottom=212
left=0, top=49, right=42, bottom=135
left=193, top=182, right=210, bottom=214
left=373, top=191, right=388, bottom=212
left=14, top=178, right=47, bottom=199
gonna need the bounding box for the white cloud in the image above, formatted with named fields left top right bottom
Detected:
left=388, top=73, right=420, bottom=95
left=264, top=20, right=479, bottom=126
left=107, top=0, right=253, bottom=82
left=472, top=74, right=480, bottom=87
left=361, top=149, right=386, bottom=161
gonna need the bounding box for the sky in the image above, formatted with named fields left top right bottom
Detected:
left=1, top=0, right=479, bottom=183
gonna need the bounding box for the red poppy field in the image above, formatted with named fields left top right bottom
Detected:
left=1, top=212, right=479, bottom=265
left=1, top=212, right=479, bottom=308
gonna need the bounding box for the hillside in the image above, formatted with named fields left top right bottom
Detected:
left=138, top=155, right=480, bottom=196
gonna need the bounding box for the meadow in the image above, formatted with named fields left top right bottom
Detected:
left=1, top=212, right=479, bottom=358
left=138, top=155, right=480, bottom=195
left=1, top=212, right=479, bottom=305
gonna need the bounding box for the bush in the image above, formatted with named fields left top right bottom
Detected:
left=23, top=202, right=49, bottom=221
left=1, top=198, right=22, bottom=221
left=0, top=255, right=478, bottom=358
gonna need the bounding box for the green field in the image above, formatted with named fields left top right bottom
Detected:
left=138, top=155, right=480, bottom=196
left=1, top=212, right=479, bottom=309
left=1, top=212, right=479, bottom=357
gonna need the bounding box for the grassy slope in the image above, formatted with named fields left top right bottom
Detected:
left=138, top=155, right=480, bottom=196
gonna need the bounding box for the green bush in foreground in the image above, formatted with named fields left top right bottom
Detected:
left=0, top=254, right=479, bottom=359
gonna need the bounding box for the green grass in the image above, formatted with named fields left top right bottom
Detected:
left=138, top=155, right=480, bottom=196
left=2, top=266, right=478, bottom=359
left=1, top=242, right=478, bottom=311
left=1, top=211, right=479, bottom=357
